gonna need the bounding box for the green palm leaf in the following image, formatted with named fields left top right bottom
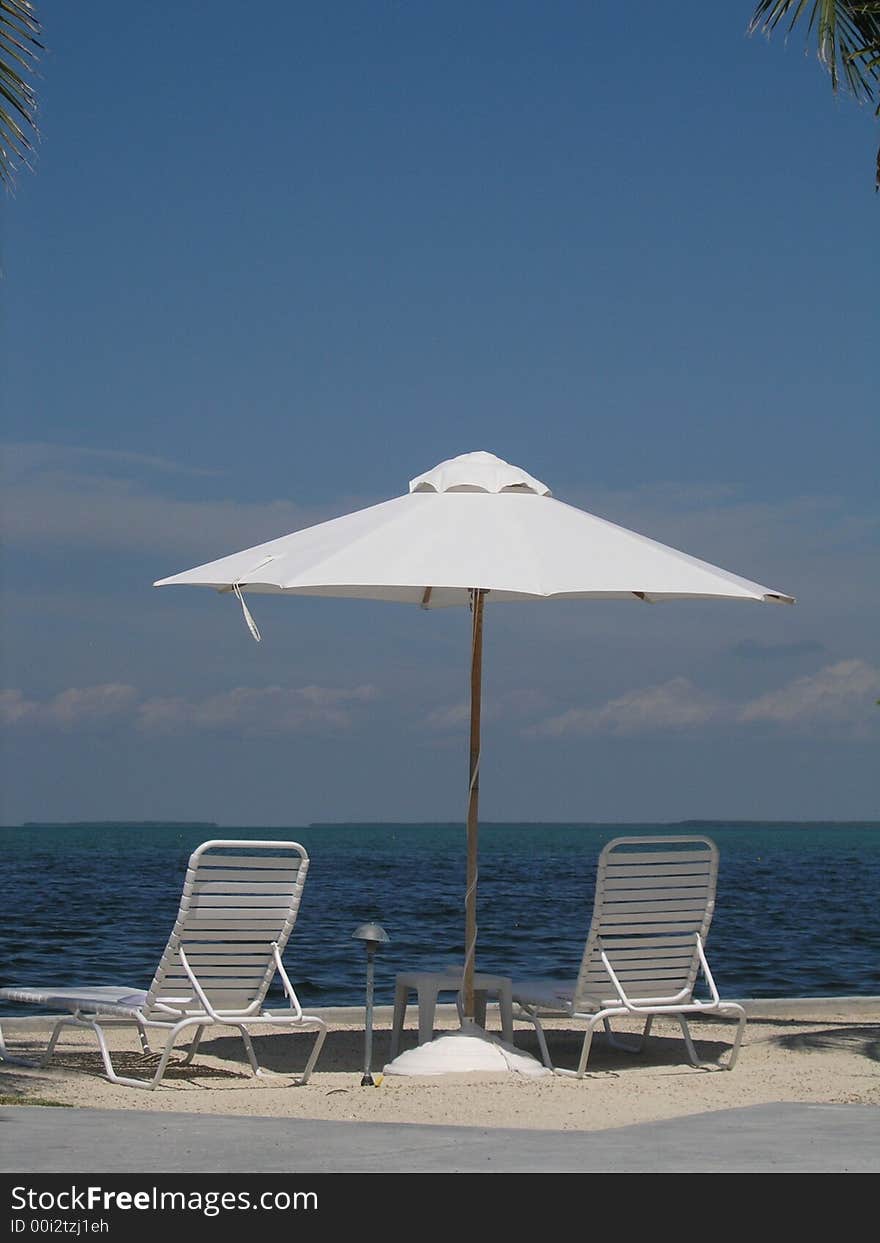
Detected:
left=1, top=0, right=41, bottom=189
left=750, top=2, right=880, bottom=187
left=750, top=1, right=880, bottom=101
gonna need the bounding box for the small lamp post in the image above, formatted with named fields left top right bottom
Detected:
left=351, top=922, right=389, bottom=1086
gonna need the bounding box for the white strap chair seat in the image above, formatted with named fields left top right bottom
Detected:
left=0, top=987, right=150, bottom=1015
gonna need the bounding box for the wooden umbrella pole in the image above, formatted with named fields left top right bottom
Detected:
left=464, top=587, right=485, bottom=1021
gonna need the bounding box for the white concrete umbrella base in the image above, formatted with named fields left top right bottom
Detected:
left=382, top=1021, right=550, bottom=1078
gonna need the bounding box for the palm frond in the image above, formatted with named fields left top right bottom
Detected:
left=749, top=1, right=880, bottom=102
left=750, top=2, right=880, bottom=189
left=0, top=0, right=42, bottom=189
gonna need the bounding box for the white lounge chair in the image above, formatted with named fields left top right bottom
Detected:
left=510, top=835, right=746, bottom=1077
left=0, top=839, right=327, bottom=1089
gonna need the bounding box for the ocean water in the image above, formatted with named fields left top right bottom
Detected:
left=1, top=821, right=879, bottom=1016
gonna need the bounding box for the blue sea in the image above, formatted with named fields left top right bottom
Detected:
left=2, top=821, right=879, bottom=1016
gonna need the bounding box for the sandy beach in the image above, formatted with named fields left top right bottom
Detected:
left=2, top=998, right=878, bottom=1133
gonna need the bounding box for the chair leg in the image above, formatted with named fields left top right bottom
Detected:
left=390, top=980, right=409, bottom=1059
left=179, top=1024, right=205, bottom=1066
left=0, top=1016, right=72, bottom=1068
left=234, top=1020, right=328, bottom=1085
left=47, top=1016, right=158, bottom=1063
left=416, top=982, right=439, bottom=1045
left=238, top=1027, right=262, bottom=1076
left=1, top=1014, right=167, bottom=1070
left=0, top=1013, right=174, bottom=1086
left=521, top=1009, right=553, bottom=1071
left=58, top=1017, right=190, bottom=1089
left=498, top=983, right=514, bottom=1045
left=676, top=1008, right=746, bottom=1070
left=298, top=1020, right=328, bottom=1085
left=100, top=1016, right=223, bottom=1089
left=575, top=1016, right=605, bottom=1078
left=719, top=1004, right=747, bottom=1070
left=43, top=1017, right=75, bottom=1065
left=142, top=1021, right=206, bottom=1088
left=677, top=1014, right=702, bottom=1066
left=604, top=1014, right=653, bottom=1054
left=535, top=1012, right=607, bottom=1078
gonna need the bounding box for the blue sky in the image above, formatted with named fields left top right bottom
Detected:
left=2, top=2, right=878, bottom=825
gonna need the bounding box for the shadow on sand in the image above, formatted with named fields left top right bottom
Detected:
left=774, top=1025, right=880, bottom=1062
left=4, top=1016, right=800, bottom=1087
left=196, top=1024, right=740, bottom=1077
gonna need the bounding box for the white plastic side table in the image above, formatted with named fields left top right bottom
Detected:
left=389, top=970, right=514, bottom=1058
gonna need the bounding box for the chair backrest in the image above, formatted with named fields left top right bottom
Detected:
left=142, top=840, right=309, bottom=1020
left=572, top=836, right=718, bottom=1010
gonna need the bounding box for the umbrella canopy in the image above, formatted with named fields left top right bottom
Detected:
left=154, top=450, right=794, bottom=1039
left=156, top=451, right=793, bottom=608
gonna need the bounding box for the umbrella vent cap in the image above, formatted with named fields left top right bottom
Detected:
left=410, top=451, right=551, bottom=496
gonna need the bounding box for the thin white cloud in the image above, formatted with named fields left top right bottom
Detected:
left=2, top=475, right=310, bottom=559
left=0, top=440, right=351, bottom=559
left=136, top=683, right=379, bottom=735
left=3, top=442, right=220, bottom=479
left=528, top=661, right=880, bottom=738
left=531, top=677, right=720, bottom=737
left=0, top=684, right=139, bottom=729
left=424, top=702, right=471, bottom=731
left=423, top=689, right=552, bottom=732
left=1, top=683, right=379, bottom=735
left=738, top=659, right=880, bottom=726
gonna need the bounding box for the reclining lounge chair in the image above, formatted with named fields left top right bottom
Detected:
left=510, top=835, right=746, bottom=1077
left=0, top=839, right=327, bottom=1089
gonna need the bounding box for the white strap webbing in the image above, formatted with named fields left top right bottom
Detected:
left=230, top=556, right=275, bottom=643
left=232, top=583, right=261, bottom=642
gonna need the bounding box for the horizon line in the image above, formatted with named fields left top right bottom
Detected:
left=4, top=818, right=879, bottom=830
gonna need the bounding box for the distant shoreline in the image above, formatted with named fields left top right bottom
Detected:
left=306, top=819, right=880, bottom=829
left=3, top=819, right=878, bottom=830
left=13, top=821, right=220, bottom=829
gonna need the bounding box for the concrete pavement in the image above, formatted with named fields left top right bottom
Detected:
left=1, top=1102, right=877, bottom=1173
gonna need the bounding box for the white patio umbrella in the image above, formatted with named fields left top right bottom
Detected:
left=155, top=450, right=793, bottom=1069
